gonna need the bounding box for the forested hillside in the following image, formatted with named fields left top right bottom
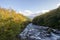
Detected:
left=32, top=6, right=60, bottom=30
left=0, top=8, right=31, bottom=40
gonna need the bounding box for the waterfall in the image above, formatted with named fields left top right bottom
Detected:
left=19, top=23, right=60, bottom=40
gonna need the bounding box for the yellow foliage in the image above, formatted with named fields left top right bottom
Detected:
left=0, top=8, right=27, bottom=23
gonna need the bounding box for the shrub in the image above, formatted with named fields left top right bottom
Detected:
left=32, top=6, right=60, bottom=30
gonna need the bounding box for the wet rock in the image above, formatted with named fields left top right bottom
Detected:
left=19, top=23, right=60, bottom=40
left=57, top=38, right=60, bottom=40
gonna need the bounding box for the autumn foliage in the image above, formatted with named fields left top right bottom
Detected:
left=0, top=8, right=30, bottom=40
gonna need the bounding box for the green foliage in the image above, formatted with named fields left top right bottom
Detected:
left=32, top=6, right=60, bottom=30
left=0, top=8, right=31, bottom=40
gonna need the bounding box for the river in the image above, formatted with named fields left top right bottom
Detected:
left=19, top=23, right=60, bottom=40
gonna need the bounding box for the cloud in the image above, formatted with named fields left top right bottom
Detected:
left=19, top=9, right=50, bottom=18
left=57, top=3, right=60, bottom=7
left=41, top=10, right=49, bottom=13
left=34, top=10, right=49, bottom=15
left=24, top=10, right=32, bottom=14
left=19, top=10, right=41, bottom=16
left=19, top=10, right=33, bottom=16
left=35, top=11, right=41, bottom=13
left=35, top=10, right=49, bottom=14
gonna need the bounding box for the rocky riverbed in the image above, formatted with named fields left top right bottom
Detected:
left=19, top=23, right=60, bottom=40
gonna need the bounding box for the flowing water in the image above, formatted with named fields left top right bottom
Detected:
left=19, top=23, right=60, bottom=40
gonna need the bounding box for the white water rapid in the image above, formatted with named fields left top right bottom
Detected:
left=19, top=23, right=60, bottom=40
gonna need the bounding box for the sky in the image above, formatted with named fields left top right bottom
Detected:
left=0, top=0, right=60, bottom=17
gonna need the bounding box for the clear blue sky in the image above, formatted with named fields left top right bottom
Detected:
left=0, top=0, right=60, bottom=12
